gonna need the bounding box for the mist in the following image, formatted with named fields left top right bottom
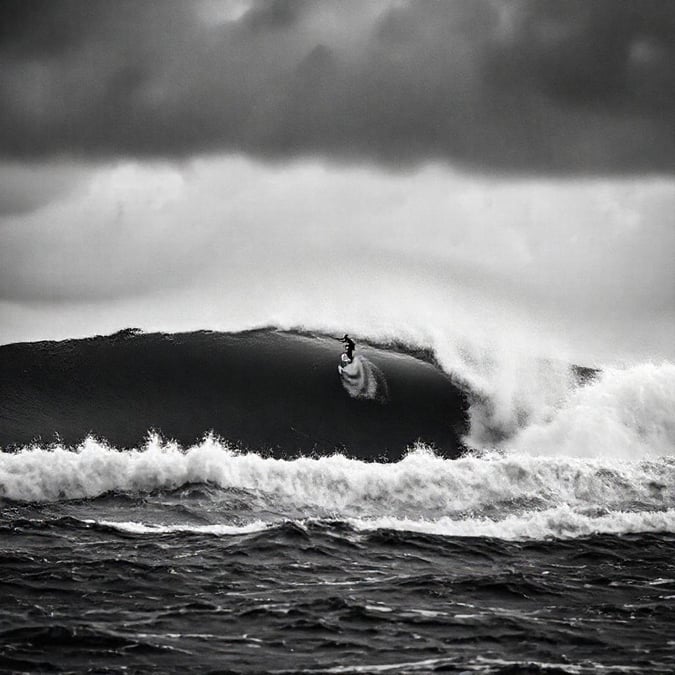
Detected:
left=2, top=156, right=673, bottom=366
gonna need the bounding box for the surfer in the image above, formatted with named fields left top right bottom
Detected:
left=338, top=334, right=355, bottom=363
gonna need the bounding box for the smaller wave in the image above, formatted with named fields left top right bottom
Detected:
left=339, top=355, right=389, bottom=401
left=90, top=519, right=271, bottom=536
left=83, top=507, right=675, bottom=541
left=349, top=506, right=675, bottom=541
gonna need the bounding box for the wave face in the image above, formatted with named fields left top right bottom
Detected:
left=0, top=329, right=466, bottom=459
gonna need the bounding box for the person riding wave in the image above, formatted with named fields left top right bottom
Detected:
left=338, top=334, right=356, bottom=363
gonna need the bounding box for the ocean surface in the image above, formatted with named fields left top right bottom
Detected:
left=1, top=329, right=674, bottom=674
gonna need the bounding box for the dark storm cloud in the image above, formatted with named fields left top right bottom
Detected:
left=1, top=0, right=675, bottom=173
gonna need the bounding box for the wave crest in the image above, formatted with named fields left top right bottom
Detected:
left=1, top=437, right=673, bottom=513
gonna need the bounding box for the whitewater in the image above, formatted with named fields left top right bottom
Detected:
left=2, top=438, right=675, bottom=540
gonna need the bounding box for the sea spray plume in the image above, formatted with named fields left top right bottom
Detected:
left=427, top=330, right=579, bottom=448
left=403, top=322, right=674, bottom=457
left=510, top=362, right=675, bottom=458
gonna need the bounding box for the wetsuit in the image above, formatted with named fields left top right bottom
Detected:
left=340, top=335, right=355, bottom=362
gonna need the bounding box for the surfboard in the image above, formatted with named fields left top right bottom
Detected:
left=338, top=353, right=351, bottom=375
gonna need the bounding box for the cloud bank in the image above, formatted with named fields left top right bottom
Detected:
left=2, top=0, right=675, bottom=173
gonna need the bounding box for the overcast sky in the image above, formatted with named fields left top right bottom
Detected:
left=1, top=0, right=674, bottom=365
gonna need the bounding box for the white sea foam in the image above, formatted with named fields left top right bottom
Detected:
left=348, top=507, right=675, bottom=540
left=86, top=508, right=675, bottom=542
left=509, top=362, right=675, bottom=459
left=1, top=438, right=673, bottom=521
left=3, top=437, right=673, bottom=540
left=431, top=339, right=675, bottom=459
left=91, top=519, right=271, bottom=536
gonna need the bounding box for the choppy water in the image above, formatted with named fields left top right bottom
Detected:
left=1, top=443, right=674, bottom=673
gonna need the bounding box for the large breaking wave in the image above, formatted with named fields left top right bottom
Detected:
left=2, top=327, right=673, bottom=460
left=0, top=329, right=464, bottom=459
left=1, top=326, right=673, bottom=542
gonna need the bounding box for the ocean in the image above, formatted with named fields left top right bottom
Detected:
left=1, top=328, right=674, bottom=674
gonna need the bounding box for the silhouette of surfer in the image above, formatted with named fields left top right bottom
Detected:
left=338, top=334, right=356, bottom=363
